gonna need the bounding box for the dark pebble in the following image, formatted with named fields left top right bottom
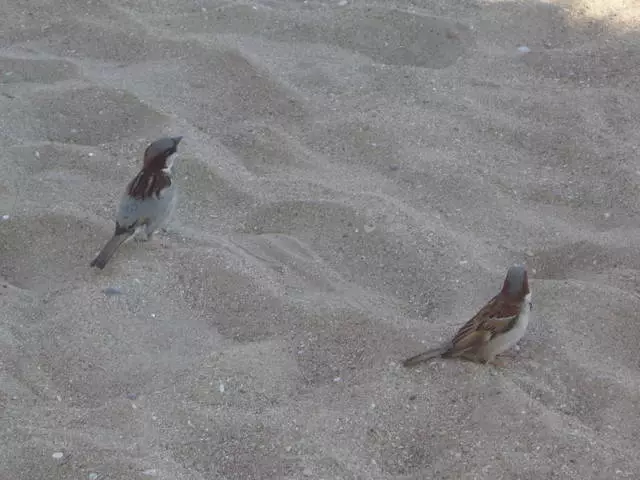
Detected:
left=103, top=287, right=123, bottom=296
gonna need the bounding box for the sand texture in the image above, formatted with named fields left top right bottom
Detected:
left=1, top=0, right=639, bottom=478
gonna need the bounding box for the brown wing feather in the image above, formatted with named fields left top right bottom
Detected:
left=447, top=295, right=521, bottom=355
left=445, top=330, right=492, bottom=357
left=127, top=170, right=171, bottom=200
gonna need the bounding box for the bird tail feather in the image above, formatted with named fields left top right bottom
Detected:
left=90, top=233, right=131, bottom=269
left=402, top=344, right=451, bottom=367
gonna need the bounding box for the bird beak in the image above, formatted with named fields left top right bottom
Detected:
left=172, top=136, right=183, bottom=145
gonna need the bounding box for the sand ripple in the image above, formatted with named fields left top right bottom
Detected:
left=1, top=0, right=639, bottom=478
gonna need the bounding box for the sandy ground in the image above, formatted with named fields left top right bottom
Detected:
left=1, top=0, right=639, bottom=478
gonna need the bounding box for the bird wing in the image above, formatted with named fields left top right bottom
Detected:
left=446, top=295, right=521, bottom=356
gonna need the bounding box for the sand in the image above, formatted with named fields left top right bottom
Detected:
left=1, top=0, right=639, bottom=478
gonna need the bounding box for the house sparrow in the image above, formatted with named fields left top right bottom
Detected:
left=90, top=136, right=182, bottom=269
left=403, top=265, right=532, bottom=366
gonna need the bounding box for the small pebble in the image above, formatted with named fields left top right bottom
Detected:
left=142, top=469, right=158, bottom=477
left=88, top=473, right=99, bottom=480
left=1, top=215, right=9, bottom=221
left=127, top=393, right=137, bottom=400
left=219, top=382, right=225, bottom=393
left=517, top=46, right=531, bottom=53
left=52, top=452, right=64, bottom=459
left=303, top=467, right=313, bottom=477
left=102, top=287, right=123, bottom=296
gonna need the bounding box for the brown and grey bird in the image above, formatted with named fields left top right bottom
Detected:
left=90, top=136, right=182, bottom=269
left=403, top=265, right=532, bottom=366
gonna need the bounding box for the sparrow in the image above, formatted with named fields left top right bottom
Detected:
left=90, top=136, right=182, bottom=269
left=403, top=264, right=532, bottom=366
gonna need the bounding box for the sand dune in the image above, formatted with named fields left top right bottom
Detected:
left=1, top=0, right=639, bottom=478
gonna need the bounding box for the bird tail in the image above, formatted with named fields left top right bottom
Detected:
left=402, top=344, right=450, bottom=367
left=90, top=233, right=132, bottom=269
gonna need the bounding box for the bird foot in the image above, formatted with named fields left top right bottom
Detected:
left=489, top=357, right=507, bottom=368
left=134, top=232, right=150, bottom=242
left=498, top=348, right=520, bottom=360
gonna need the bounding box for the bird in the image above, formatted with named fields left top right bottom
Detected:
left=403, top=264, right=532, bottom=367
left=90, top=136, right=182, bottom=269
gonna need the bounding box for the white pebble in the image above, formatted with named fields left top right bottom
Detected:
left=219, top=382, right=225, bottom=393
left=1, top=215, right=10, bottom=221
left=142, top=469, right=158, bottom=476
left=52, top=452, right=64, bottom=459
left=517, top=46, right=531, bottom=53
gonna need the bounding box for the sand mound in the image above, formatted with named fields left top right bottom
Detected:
left=1, top=0, right=639, bottom=478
